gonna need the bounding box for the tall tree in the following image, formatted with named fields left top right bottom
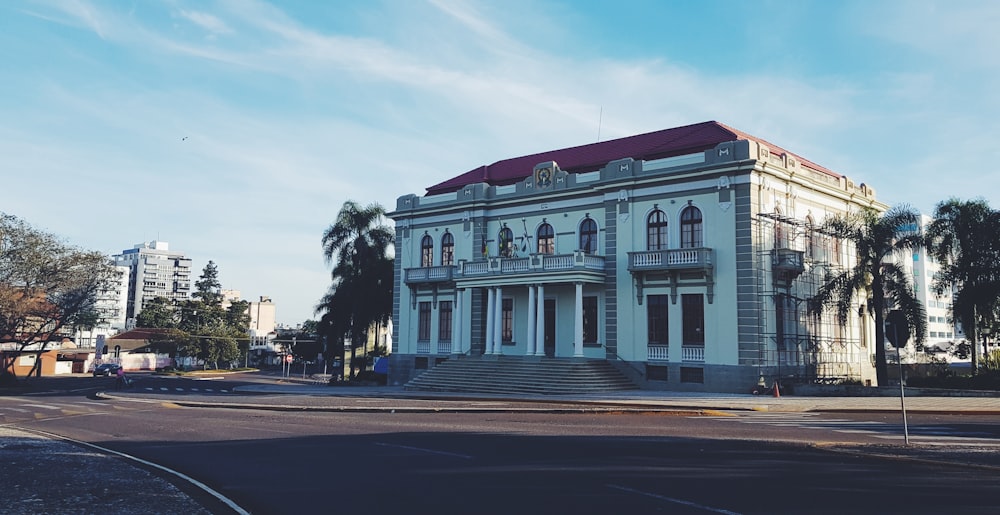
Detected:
left=318, top=201, right=394, bottom=379
left=808, top=206, right=927, bottom=386
left=193, top=260, right=223, bottom=306
left=925, top=198, right=1000, bottom=373
left=135, top=262, right=250, bottom=369
left=135, top=296, right=178, bottom=328
left=0, top=213, right=116, bottom=380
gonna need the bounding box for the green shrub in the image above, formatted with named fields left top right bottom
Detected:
left=907, top=370, right=1000, bottom=390
left=984, top=349, right=1000, bottom=371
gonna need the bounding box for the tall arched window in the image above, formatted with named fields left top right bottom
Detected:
left=773, top=206, right=786, bottom=249
left=805, top=215, right=816, bottom=260
left=579, top=218, right=598, bottom=254
left=420, top=234, right=434, bottom=267
left=498, top=226, right=515, bottom=257
left=647, top=209, right=668, bottom=251
left=441, top=231, right=454, bottom=266
left=537, top=223, right=555, bottom=254
left=680, top=206, right=703, bottom=248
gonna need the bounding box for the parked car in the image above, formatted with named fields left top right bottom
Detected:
left=93, top=363, right=121, bottom=377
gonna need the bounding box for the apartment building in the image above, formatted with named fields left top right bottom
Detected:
left=112, top=241, right=192, bottom=325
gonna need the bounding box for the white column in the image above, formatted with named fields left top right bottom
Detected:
left=453, top=289, right=463, bottom=355
left=494, top=286, right=503, bottom=355
left=526, top=285, right=537, bottom=356
left=535, top=283, right=546, bottom=356
left=574, top=282, right=584, bottom=357
left=485, top=287, right=495, bottom=354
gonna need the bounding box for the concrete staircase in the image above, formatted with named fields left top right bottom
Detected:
left=403, top=356, right=639, bottom=395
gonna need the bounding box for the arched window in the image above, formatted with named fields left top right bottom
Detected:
left=441, top=232, right=454, bottom=266
left=647, top=209, right=668, bottom=251
left=498, top=226, right=515, bottom=257
left=537, top=223, right=555, bottom=254
left=579, top=218, right=598, bottom=254
left=805, top=216, right=816, bottom=260
left=680, top=206, right=703, bottom=248
left=773, top=206, right=786, bottom=249
left=420, top=234, right=434, bottom=267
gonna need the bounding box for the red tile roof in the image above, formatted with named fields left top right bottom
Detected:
left=425, top=120, right=839, bottom=195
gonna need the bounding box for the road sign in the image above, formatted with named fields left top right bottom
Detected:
left=285, top=354, right=293, bottom=363
left=885, top=310, right=910, bottom=348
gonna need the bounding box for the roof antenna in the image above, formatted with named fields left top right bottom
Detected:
left=597, top=106, right=603, bottom=142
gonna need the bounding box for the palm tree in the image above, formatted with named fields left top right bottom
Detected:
left=808, top=206, right=927, bottom=386
left=318, top=201, right=394, bottom=379
left=925, top=198, right=1000, bottom=374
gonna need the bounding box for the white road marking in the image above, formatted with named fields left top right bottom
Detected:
left=18, top=427, right=250, bottom=515
left=375, top=442, right=473, bottom=460
left=19, top=404, right=62, bottom=411
left=607, top=484, right=742, bottom=514
left=705, top=412, right=999, bottom=445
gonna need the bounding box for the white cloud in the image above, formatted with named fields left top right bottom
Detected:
left=177, top=10, right=233, bottom=37
left=7, top=0, right=999, bottom=323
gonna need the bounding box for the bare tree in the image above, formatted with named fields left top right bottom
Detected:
left=0, top=213, right=115, bottom=381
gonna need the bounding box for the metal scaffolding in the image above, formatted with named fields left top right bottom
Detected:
left=754, top=212, right=867, bottom=385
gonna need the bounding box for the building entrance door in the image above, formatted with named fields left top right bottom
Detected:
left=544, top=299, right=555, bottom=357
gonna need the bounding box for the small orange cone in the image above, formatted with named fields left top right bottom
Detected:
left=772, top=381, right=781, bottom=398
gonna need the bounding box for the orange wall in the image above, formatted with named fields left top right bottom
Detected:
left=3, top=350, right=59, bottom=376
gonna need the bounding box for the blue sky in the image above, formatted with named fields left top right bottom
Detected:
left=3, top=0, right=998, bottom=325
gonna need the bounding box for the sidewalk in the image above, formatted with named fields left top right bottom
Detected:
left=222, top=382, right=1000, bottom=414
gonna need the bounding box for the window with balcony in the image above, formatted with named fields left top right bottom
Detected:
left=579, top=218, right=598, bottom=254
left=439, top=301, right=453, bottom=342
left=583, top=296, right=598, bottom=343
left=647, top=209, right=668, bottom=251
left=420, top=235, right=434, bottom=267
left=499, top=227, right=515, bottom=257
left=647, top=295, right=669, bottom=344
left=418, top=302, right=431, bottom=341
left=537, top=223, right=554, bottom=254
left=680, top=205, right=703, bottom=248
left=682, top=294, right=704, bottom=345
left=501, top=298, right=513, bottom=343
left=441, top=232, right=455, bottom=266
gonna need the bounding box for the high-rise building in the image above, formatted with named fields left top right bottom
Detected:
left=902, top=215, right=959, bottom=354
left=113, top=241, right=192, bottom=324
left=69, top=264, right=130, bottom=348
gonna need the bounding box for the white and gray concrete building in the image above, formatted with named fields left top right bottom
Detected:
left=112, top=241, right=192, bottom=325
left=389, top=121, right=887, bottom=392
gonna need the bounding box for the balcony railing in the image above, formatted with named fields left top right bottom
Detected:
left=771, top=248, right=805, bottom=287
left=647, top=344, right=669, bottom=362
left=404, top=251, right=606, bottom=287
left=681, top=345, right=705, bottom=362
left=404, top=266, right=455, bottom=285
left=627, top=248, right=713, bottom=272
left=772, top=248, right=805, bottom=274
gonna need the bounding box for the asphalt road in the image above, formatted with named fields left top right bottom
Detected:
left=2, top=373, right=999, bottom=514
